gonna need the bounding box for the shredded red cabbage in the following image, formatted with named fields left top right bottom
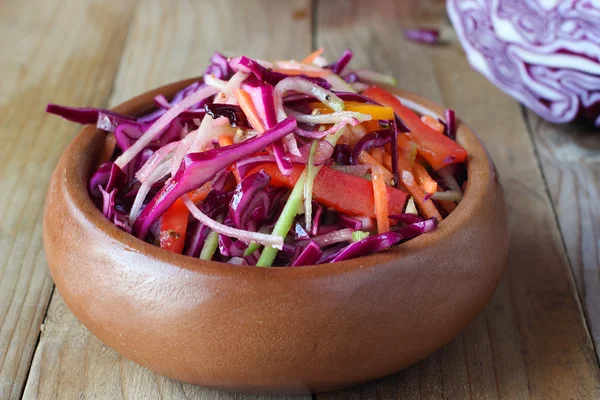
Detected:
left=403, top=28, right=441, bottom=45
left=47, top=49, right=468, bottom=267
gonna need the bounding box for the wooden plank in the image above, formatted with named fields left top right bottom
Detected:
left=23, top=0, right=313, bottom=398
left=0, top=0, right=137, bottom=398
left=525, top=111, right=600, bottom=357
left=315, top=0, right=600, bottom=399
left=24, top=293, right=309, bottom=400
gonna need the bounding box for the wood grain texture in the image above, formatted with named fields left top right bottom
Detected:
left=0, top=0, right=137, bottom=398
left=526, top=111, right=600, bottom=356
left=23, top=293, right=308, bottom=400
left=315, top=0, right=600, bottom=398
left=23, top=0, right=313, bottom=399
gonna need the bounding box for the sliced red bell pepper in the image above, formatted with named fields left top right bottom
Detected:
left=159, top=198, right=189, bottom=253
left=158, top=182, right=213, bottom=253
left=362, top=86, right=467, bottom=171
left=246, top=163, right=408, bottom=218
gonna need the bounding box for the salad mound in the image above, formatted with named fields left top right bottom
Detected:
left=47, top=49, right=468, bottom=267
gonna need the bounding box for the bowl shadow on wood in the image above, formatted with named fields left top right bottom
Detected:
left=43, top=79, right=509, bottom=394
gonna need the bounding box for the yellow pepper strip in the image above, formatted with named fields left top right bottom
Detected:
left=310, top=101, right=395, bottom=120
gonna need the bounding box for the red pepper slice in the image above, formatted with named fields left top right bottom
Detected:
left=158, top=183, right=213, bottom=253
left=247, top=163, right=408, bottom=218
left=362, top=86, right=467, bottom=171
left=159, top=198, right=189, bottom=253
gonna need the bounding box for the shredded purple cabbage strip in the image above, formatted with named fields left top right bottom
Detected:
left=47, top=49, right=469, bottom=267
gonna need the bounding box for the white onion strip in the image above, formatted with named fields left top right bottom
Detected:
left=204, top=74, right=227, bottom=91
left=183, top=197, right=283, bottom=250
left=274, top=77, right=344, bottom=122
left=295, top=117, right=360, bottom=138
left=438, top=166, right=462, bottom=194
left=129, top=162, right=172, bottom=224
left=431, top=191, right=462, bottom=202
left=115, top=85, right=219, bottom=169
left=136, top=141, right=179, bottom=183
left=221, top=71, right=249, bottom=99
left=285, top=108, right=372, bottom=124
left=347, top=69, right=397, bottom=86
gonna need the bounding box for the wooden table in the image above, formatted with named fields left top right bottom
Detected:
left=2, top=0, right=600, bottom=398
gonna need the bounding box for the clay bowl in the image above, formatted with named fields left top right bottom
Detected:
left=43, top=79, right=509, bottom=394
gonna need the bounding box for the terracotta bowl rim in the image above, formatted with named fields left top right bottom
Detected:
left=58, top=78, right=493, bottom=279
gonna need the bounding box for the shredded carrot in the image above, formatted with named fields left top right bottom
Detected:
left=396, top=155, right=443, bottom=221
left=358, top=152, right=393, bottom=182
left=421, top=115, right=444, bottom=134
left=234, top=89, right=265, bottom=133
left=397, top=135, right=417, bottom=165
left=370, top=147, right=385, bottom=165
left=438, top=199, right=457, bottom=214
left=311, top=102, right=395, bottom=120
left=272, top=68, right=332, bottom=78
left=382, top=152, right=393, bottom=171
left=189, top=182, right=213, bottom=203
left=362, top=120, right=381, bottom=133
left=412, top=163, right=438, bottom=194
left=218, top=135, right=233, bottom=147
left=371, top=165, right=390, bottom=234
left=301, top=47, right=324, bottom=64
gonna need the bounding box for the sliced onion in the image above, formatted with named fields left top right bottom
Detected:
left=153, top=95, right=171, bottom=109
left=431, top=191, right=462, bottom=202
left=115, top=85, right=219, bottom=169
left=275, top=60, right=331, bottom=72
left=404, top=197, right=418, bottom=215
left=350, top=82, right=370, bottom=92
left=295, top=117, right=360, bottom=138
left=285, top=108, right=371, bottom=124
left=301, top=228, right=355, bottom=248
left=228, top=257, right=248, bottom=265
left=136, top=141, right=179, bottom=183
left=274, top=77, right=345, bottom=122
left=221, top=71, right=249, bottom=99
left=204, top=74, right=228, bottom=91
left=184, top=197, right=283, bottom=250
left=346, top=69, right=397, bottom=86
left=129, top=161, right=171, bottom=224
left=438, top=166, right=462, bottom=194
left=325, top=74, right=357, bottom=92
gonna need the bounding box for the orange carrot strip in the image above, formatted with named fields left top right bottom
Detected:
left=189, top=182, right=213, bottom=203
left=372, top=165, right=390, bottom=234
left=358, top=152, right=394, bottom=183
left=272, top=68, right=332, bottom=78
left=218, top=135, right=233, bottom=147
left=301, top=47, right=324, bottom=64
left=362, top=120, right=381, bottom=133
left=382, top=152, right=393, bottom=171
left=412, top=163, right=438, bottom=194
left=397, top=135, right=417, bottom=165
left=438, top=199, right=457, bottom=214
left=234, top=88, right=265, bottom=132
left=370, top=147, right=385, bottom=165
left=396, top=156, right=442, bottom=221
left=421, top=115, right=444, bottom=133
